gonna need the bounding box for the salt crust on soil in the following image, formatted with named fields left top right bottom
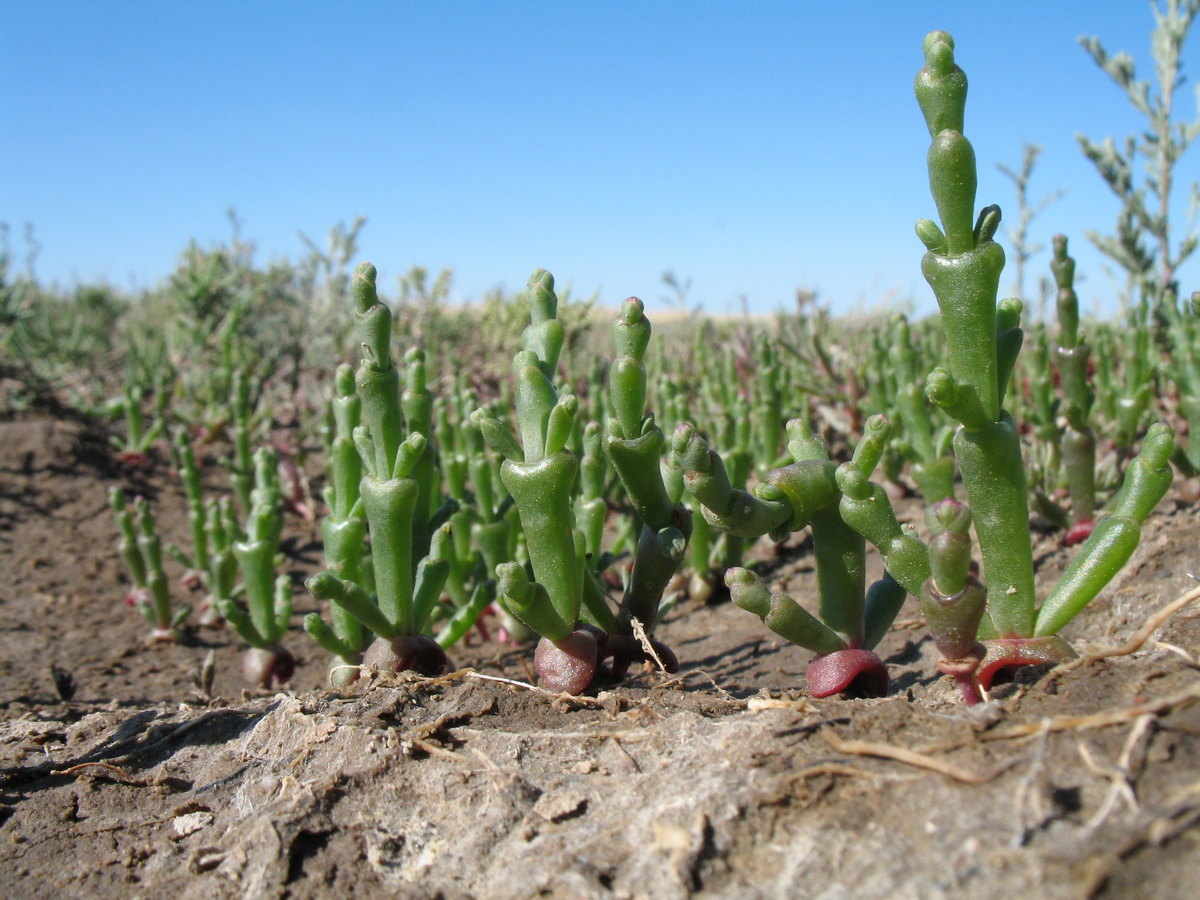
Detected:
left=1, top=414, right=1199, bottom=899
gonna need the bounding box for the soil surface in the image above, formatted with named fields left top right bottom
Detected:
left=1, top=412, right=1199, bottom=899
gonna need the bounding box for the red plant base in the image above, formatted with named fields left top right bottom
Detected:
left=1061, top=519, right=1095, bottom=547
left=807, top=649, right=889, bottom=699
left=116, top=450, right=153, bottom=468
left=977, top=635, right=1078, bottom=692
left=534, top=630, right=600, bottom=695
left=533, top=628, right=682, bottom=696
left=363, top=635, right=451, bottom=678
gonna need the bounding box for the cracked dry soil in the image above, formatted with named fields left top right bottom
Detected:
left=1, top=413, right=1199, bottom=900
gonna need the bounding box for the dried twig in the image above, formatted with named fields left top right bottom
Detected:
left=464, top=670, right=607, bottom=707
left=981, top=685, right=1200, bottom=744
left=821, top=728, right=1017, bottom=784
left=746, top=695, right=817, bottom=714
left=1079, top=714, right=1153, bottom=831
left=452, top=726, right=653, bottom=742
left=50, top=761, right=146, bottom=785
left=1086, top=583, right=1200, bottom=659
left=1045, top=584, right=1200, bottom=687
left=406, top=734, right=468, bottom=764
left=630, top=616, right=668, bottom=675
left=1152, top=639, right=1199, bottom=668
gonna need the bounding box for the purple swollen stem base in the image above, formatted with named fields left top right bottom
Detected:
left=807, top=649, right=889, bottom=699
left=977, top=635, right=1078, bottom=692
left=534, top=629, right=600, bottom=695
left=363, top=634, right=452, bottom=677
left=242, top=645, right=296, bottom=689
left=533, top=627, right=681, bottom=696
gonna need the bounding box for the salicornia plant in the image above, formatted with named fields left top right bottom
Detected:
left=470, top=270, right=593, bottom=692
left=677, top=415, right=907, bottom=698
left=106, top=382, right=170, bottom=467
left=678, top=32, right=1178, bottom=705
left=216, top=446, right=296, bottom=687
left=111, top=488, right=191, bottom=642
left=166, top=428, right=236, bottom=626
left=303, top=363, right=370, bottom=685
left=1049, top=235, right=1099, bottom=544
left=601, top=295, right=690, bottom=676
left=911, top=31, right=1174, bottom=695
left=472, top=272, right=687, bottom=694
left=304, top=263, right=455, bottom=679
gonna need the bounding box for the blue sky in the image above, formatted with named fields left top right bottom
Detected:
left=4, top=1, right=1199, bottom=317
